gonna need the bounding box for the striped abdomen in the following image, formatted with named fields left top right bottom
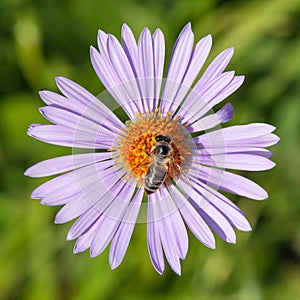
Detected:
left=144, top=160, right=168, bottom=195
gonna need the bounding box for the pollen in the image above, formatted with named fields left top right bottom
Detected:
left=116, top=110, right=190, bottom=185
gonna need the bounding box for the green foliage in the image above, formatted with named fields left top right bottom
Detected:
left=0, top=0, right=299, bottom=299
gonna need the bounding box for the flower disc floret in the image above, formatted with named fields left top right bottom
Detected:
left=116, top=110, right=191, bottom=184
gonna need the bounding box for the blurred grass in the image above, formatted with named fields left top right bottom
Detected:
left=0, top=0, right=300, bottom=299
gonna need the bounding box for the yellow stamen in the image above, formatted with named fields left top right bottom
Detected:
left=116, top=110, right=190, bottom=185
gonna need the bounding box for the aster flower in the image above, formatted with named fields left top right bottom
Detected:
left=25, top=23, right=279, bottom=275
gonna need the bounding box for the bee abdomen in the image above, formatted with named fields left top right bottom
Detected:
left=144, top=163, right=167, bottom=195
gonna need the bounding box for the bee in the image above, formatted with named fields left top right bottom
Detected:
left=143, top=134, right=181, bottom=195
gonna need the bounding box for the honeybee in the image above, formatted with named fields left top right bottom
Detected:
left=143, top=134, right=181, bottom=195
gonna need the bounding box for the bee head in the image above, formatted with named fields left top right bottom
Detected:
left=155, top=144, right=170, bottom=156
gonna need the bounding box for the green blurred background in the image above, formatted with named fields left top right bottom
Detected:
left=1, top=0, right=300, bottom=299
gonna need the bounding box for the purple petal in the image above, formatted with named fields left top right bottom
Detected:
left=55, top=77, right=123, bottom=131
left=193, top=132, right=279, bottom=161
left=189, top=103, right=234, bottom=132
left=166, top=24, right=194, bottom=80
left=159, top=188, right=189, bottom=259
left=194, top=182, right=252, bottom=231
left=54, top=167, right=129, bottom=225
left=25, top=152, right=111, bottom=177
left=147, top=197, right=165, bottom=275
left=107, top=35, right=143, bottom=110
left=226, top=134, right=280, bottom=148
left=32, top=160, right=120, bottom=202
left=208, top=75, right=245, bottom=109
left=169, top=185, right=216, bottom=249
left=97, top=29, right=108, bottom=55
left=149, top=192, right=182, bottom=275
left=181, top=71, right=235, bottom=124
left=39, top=90, right=71, bottom=107
left=189, top=165, right=268, bottom=200
left=138, top=28, right=154, bottom=78
left=152, top=29, right=165, bottom=110
left=195, top=207, right=236, bottom=243
left=216, top=102, right=235, bottom=123
left=160, top=23, right=194, bottom=113
left=40, top=193, right=78, bottom=206
left=67, top=177, right=131, bottom=241
left=195, top=144, right=273, bottom=158
left=177, top=178, right=236, bottom=243
left=107, top=34, right=136, bottom=82
left=193, top=123, right=276, bottom=150
left=28, top=124, right=114, bottom=149
left=157, top=220, right=182, bottom=275
left=194, top=47, right=234, bottom=92
left=137, top=28, right=155, bottom=112
left=90, top=216, right=121, bottom=258
left=217, top=123, right=276, bottom=140
left=90, top=46, right=138, bottom=119
left=54, top=193, right=91, bottom=224
left=181, top=34, right=212, bottom=91
left=90, top=181, right=136, bottom=257
left=30, top=168, right=82, bottom=200
left=109, top=188, right=144, bottom=269
left=195, top=152, right=275, bottom=171
left=85, top=171, right=133, bottom=216
left=74, top=217, right=101, bottom=253
left=67, top=208, right=102, bottom=242
left=39, top=106, right=115, bottom=137
left=121, top=24, right=138, bottom=75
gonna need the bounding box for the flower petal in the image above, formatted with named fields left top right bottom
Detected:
left=54, top=193, right=91, bottom=224
left=188, top=103, right=234, bottom=132
left=54, top=165, right=127, bottom=225
left=149, top=191, right=184, bottom=275
left=207, top=75, right=245, bottom=109
left=109, top=188, right=143, bottom=269
left=152, top=29, right=165, bottom=111
left=97, top=29, right=108, bottom=55
left=181, top=34, right=212, bottom=91
left=31, top=160, right=120, bottom=202
left=193, top=123, right=277, bottom=152
left=55, top=77, right=123, bottom=131
left=195, top=152, right=275, bottom=171
left=121, top=24, right=138, bottom=75
left=28, top=124, right=114, bottom=149
left=193, top=182, right=252, bottom=231
left=25, top=152, right=111, bottom=177
left=169, top=185, right=216, bottom=249
left=181, top=71, right=235, bottom=124
left=159, top=188, right=189, bottom=259
left=90, top=181, right=136, bottom=257
left=160, top=23, right=194, bottom=113
left=147, top=197, right=165, bottom=275
left=107, top=35, right=143, bottom=111
left=67, top=177, right=129, bottom=241
left=137, top=28, right=155, bottom=112
left=194, top=47, right=234, bottom=92
left=177, top=178, right=236, bottom=243
left=90, top=46, right=138, bottom=119
left=73, top=217, right=102, bottom=253
left=157, top=219, right=181, bottom=275
left=189, top=165, right=268, bottom=200
left=39, top=106, right=114, bottom=137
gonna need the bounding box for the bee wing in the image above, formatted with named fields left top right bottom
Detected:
left=167, top=158, right=193, bottom=189
left=167, top=159, right=181, bottom=181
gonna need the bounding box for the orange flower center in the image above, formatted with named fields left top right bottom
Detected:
left=116, top=110, right=191, bottom=185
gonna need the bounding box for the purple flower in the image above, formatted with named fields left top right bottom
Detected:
left=25, top=23, right=279, bottom=275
